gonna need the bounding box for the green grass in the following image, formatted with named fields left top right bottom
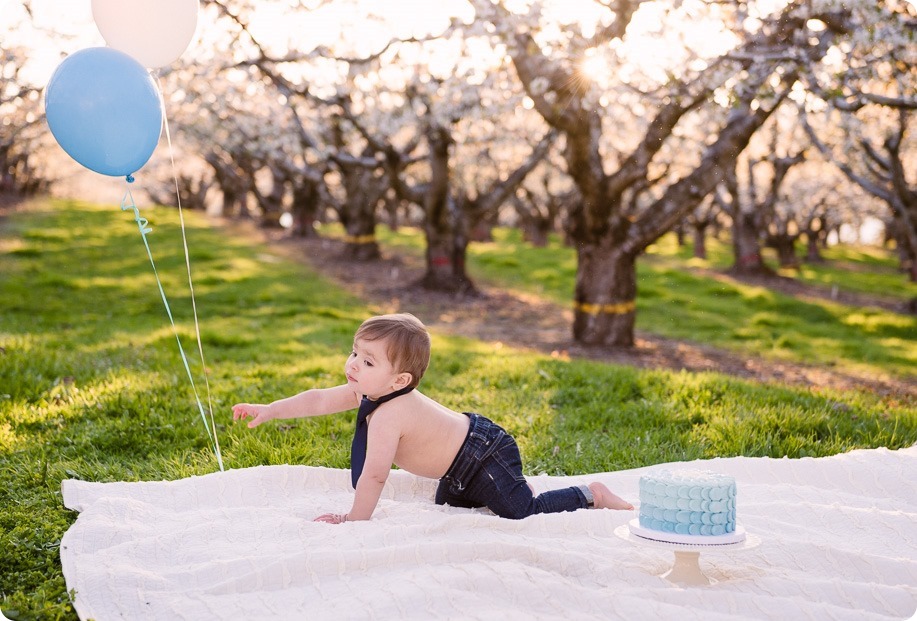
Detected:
left=644, top=232, right=917, bottom=302
left=357, top=225, right=917, bottom=382
left=2, top=201, right=916, bottom=620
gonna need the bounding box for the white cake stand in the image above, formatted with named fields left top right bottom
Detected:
left=614, top=519, right=760, bottom=586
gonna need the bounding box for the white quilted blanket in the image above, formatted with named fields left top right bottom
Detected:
left=60, top=446, right=917, bottom=620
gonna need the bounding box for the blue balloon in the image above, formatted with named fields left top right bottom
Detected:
left=45, top=47, right=163, bottom=177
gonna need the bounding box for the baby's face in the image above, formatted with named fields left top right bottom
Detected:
left=344, top=338, right=400, bottom=399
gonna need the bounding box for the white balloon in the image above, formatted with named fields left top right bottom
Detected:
left=91, top=0, right=199, bottom=69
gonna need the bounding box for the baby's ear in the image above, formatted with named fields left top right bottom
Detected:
left=394, top=372, right=413, bottom=389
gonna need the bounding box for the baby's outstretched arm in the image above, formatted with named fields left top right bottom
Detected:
left=232, top=384, right=360, bottom=428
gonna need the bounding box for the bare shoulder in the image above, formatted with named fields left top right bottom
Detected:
left=322, top=384, right=362, bottom=411
left=395, top=390, right=452, bottom=415
left=372, top=391, right=421, bottom=419
left=369, top=390, right=440, bottom=424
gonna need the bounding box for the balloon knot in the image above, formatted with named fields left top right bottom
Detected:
left=126, top=175, right=135, bottom=184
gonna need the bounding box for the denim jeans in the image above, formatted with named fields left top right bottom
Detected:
left=435, top=413, right=591, bottom=519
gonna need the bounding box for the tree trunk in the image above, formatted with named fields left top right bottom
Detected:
left=339, top=179, right=382, bottom=260
left=257, top=169, right=286, bottom=229
left=514, top=190, right=554, bottom=248
left=419, top=215, right=476, bottom=294
left=0, top=147, right=9, bottom=193
left=893, top=221, right=917, bottom=283
left=572, top=244, right=637, bottom=347
left=900, top=231, right=917, bottom=282
left=470, top=220, right=493, bottom=242
left=892, top=213, right=917, bottom=282
left=804, top=232, right=824, bottom=263
left=381, top=193, right=401, bottom=232
left=692, top=223, right=708, bottom=260
left=291, top=179, right=320, bottom=238
left=222, top=187, right=248, bottom=218
left=769, top=235, right=800, bottom=269
left=523, top=221, right=551, bottom=247
left=416, top=127, right=476, bottom=294
left=176, top=175, right=209, bottom=211
left=731, top=211, right=772, bottom=275
left=342, top=216, right=381, bottom=261
left=419, top=191, right=476, bottom=294
left=338, top=161, right=383, bottom=260
left=675, top=222, right=686, bottom=247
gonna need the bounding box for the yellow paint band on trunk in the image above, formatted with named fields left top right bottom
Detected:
left=343, top=234, right=377, bottom=244
left=574, top=300, right=636, bottom=315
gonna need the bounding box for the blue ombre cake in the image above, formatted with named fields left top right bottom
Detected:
left=637, top=470, right=737, bottom=537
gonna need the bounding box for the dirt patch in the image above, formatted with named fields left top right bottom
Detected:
left=224, top=219, right=915, bottom=402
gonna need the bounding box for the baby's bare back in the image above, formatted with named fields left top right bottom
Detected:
left=370, top=391, right=470, bottom=479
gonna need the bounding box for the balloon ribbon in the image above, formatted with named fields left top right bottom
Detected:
left=120, top=180, right=225, bottom=471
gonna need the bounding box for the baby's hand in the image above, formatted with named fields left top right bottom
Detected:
left=232, top=403, right=271, bottom=428
left=314, top=513, right=348, bottom=525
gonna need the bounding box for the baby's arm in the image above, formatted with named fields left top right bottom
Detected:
left=233, top=384, right=360, bottom=428
left=343, top=409, right=402, bottom=521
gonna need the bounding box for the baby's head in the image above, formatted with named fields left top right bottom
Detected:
left=354, top=313, right=431, bottom=388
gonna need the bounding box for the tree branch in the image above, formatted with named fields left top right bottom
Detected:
left=584, top=0, right=651, bottom=47
left=832, top=92, right=917, bottom=112
left=799, top=108, right=893, bottom=204
left=623, top=76, right=795, bottom=256
left=476, top=130, right=557, bottom=214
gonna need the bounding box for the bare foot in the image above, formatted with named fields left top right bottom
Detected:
left=589, top=482, right=634, bottom=510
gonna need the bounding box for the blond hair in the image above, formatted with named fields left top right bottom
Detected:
left=354, top=313, right=431, bottom=388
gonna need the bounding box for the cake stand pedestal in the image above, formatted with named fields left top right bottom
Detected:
left=614, top=521, right=760, bottom=586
